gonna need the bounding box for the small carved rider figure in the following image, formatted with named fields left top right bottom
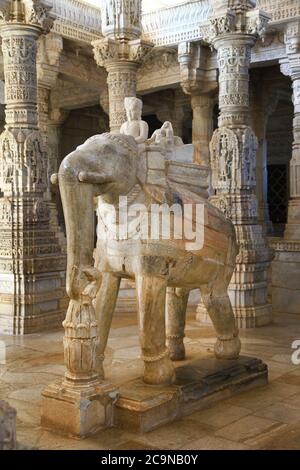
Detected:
left=120, top=97, right=149, bottom=145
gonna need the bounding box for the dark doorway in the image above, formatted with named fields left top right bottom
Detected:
left=267, top=164, right=288, bottom=235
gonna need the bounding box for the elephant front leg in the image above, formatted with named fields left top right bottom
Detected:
left=94, top=273, right=121, bottom=378
left=166, top=287, right=190, bottom=361
left=135, top=275, right=175, bottom=385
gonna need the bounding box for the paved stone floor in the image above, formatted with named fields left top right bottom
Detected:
left=1, top=312, right=300, bottom=450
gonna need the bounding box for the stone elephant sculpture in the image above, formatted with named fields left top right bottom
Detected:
left=56, top=132, right=241, bottom=386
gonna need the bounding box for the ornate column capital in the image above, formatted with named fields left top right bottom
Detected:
left=92, top=37, right=153, bottom=70
left=0, top=0, right=55, bottom=35
left=200, top=3, right=270, bottom=48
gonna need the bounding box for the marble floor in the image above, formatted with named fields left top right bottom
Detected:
left=1, top=312, right=300, bottom=450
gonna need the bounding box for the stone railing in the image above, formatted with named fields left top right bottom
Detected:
left=257, top=0, right=300, bottom=22
left=141, top=0, right=212, bottom=46
left=36, top=1, right=300, bottom=46
left=50, top=0, right=103, bottom=42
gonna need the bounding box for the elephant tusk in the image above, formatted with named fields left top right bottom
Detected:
left=78, top=171, right=113, bottom=185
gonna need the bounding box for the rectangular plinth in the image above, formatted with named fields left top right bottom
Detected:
left=114, top=355, right=268, bottom=433
left=41, top=381, right=118, bottom=438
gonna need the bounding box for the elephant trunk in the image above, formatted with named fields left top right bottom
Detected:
left=58, top=163, right=96, bottom=299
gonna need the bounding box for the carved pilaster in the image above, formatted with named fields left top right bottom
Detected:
left=0, top=0, right=66, bottom=334
left=199, top=1, right=273, bottom=328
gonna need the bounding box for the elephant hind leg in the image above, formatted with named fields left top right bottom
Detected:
left=166, top=287, right=190, bottom=361
left=135, top=275, right=175, bottom=385
left=200, top=274, right=241, bottom=360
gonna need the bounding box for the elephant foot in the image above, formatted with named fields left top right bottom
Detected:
left=167, top=337, right=185, bottom=361
left=142, top=351, right=175, bottom=386
left=214, top=334, right=241, bottom=360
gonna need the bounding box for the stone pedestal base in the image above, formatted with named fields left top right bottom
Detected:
left=231, top=305, right=273, bottom=329
left=270, top=238, right=300, bottom=314
left=114, top=355, right=268, bottom=433
left=41, top=380, right=118, bottom=438
left=285, top=200, right=300, bottom=240
left=196, top=299, right=272, bottom=328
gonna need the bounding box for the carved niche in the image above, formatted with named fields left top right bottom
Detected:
left=0, top=130, right=18, bottom=191
left=210, top=126, right=257, bottom=192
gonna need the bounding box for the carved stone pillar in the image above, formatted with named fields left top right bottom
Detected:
left=191, top=94, right=214, bottom=165
left=37, top=32, right=63, bottom=196
left=178, top=42, right=217, bottom=164
left=0, top=0, right=66, bottom=334
left=92, top=1, right=152, bottom=132
left=47, top=109, right=69, bottom=239
left=200, top=1, right=273, bottom=327
left=250, top=77, right=274, bottom=233
left=282, top=22, right=300, bottom=240
left=47, top=109, right=67, bottom=182
left=271, top=22, right=300, bottom=316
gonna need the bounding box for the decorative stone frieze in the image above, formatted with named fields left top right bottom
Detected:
left=92, top=0, right=153, bottom=132
left=200, top=1, right=273, bottom=327
left=0, top=0, right=66, bottom=334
